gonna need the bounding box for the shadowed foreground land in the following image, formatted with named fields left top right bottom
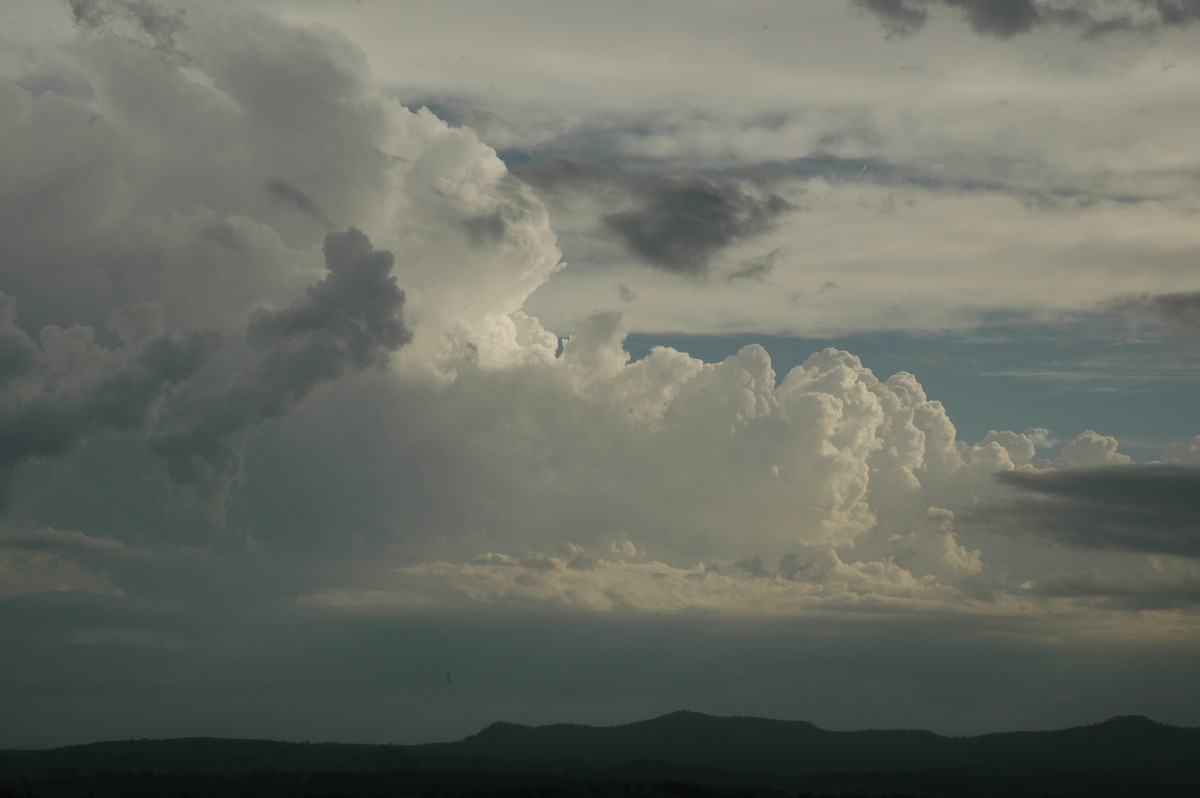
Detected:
left=2, top=712, right=1198, bottom=797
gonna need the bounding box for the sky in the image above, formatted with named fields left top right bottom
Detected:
left=2, top=0, right=1200, bottom=749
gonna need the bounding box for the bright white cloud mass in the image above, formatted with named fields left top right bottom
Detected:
left=2, top=0, right=1199, bottom=748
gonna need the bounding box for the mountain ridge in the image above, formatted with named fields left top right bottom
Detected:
left=3, top=711, right=1196, bottom=779
left=408, top=711, right=1200, bottom=780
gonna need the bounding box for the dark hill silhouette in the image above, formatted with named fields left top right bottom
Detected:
left=2, top=712, right=1198, bottom=797
left=408, top=711, right=1200, bottom=782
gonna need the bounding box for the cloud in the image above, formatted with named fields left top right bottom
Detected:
left=69, top=0, right=188, bottom=59
left=515, top=159, right=793, bottom=278
left=0, top=525, right=152, bottom=559
left=0, top=292, right=218, bottom=507
left=855, top=0, right=1200, bottom=38
left=855, top=0, right=930, bottom=37
left=1103, top=291, right=1200, bottom=335
left=1, top=1, right=562, bottom=518
left=987, top=463, right=1200, bottom=557
left=1164, top=435, right=1200, bottom=465
left=265, top=178, right=335, bottom=228
left=147, top=227, right=409, bottom=515
left=728, top=248, right=784, bottom=283
left=0, top=524, right=158, bottom=600
left=1022, top=566, right=1200, bottom=610
left=4, top=1, right=1200, bottom=749
left=602, top=180, right=792, bottom=277
left=300, top=542, right=985, bottom=617
left=1053, top=429, right=1130, bottom=469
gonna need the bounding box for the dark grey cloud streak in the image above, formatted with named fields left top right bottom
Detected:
left=515, top=158, right=792, bottom=278
left=856, top=0, right=1200, bottom=38
left=985, top=464, right=1200, bottom=557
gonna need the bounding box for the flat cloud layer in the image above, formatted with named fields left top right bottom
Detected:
left=2, top=0, right=1199, bottom=747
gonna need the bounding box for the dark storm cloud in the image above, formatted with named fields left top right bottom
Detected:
left=0, top=293, right=218, bottom=508
left=981, top=464, right=1200, bottom=557
left=515, top=158, right=793, bottom=278
left=1103, top=291, right=1200, bottom=335
left=148, top=228, right=410, bottom=515
left=855, top=0, right=1200, bottom=38
left=265, top=178, right=335, bottom=229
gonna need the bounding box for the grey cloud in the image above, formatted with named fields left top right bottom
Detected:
left=515, top=158, right=793, bottom=278
left=733, top=556, right=768, bottom=577
left=855, top=0, right=1040, bottom=38
left=981, top=464, right=1200, bottom=557
left=148, top=228, right=409, bottom=515
left=462, top=212, right=507, bottom=247
left=856, top=0, right=1200, bottom=38
left=603, top=178, right=792, bottom=278
left=1023, top=568, right=1200, bottom=610
left=944, top=0, right=1042, bottom=37
left=1103, top=291, right=1200, bottom=334
left=855, top=0, right=930, bottom=37
left=513, top=157, right=613, bottom=190
left=265, top=179, right=335, bottom=229
left=0, top=293, right=218, bottom=508
left=1154, top=0, right=1200, bottom=25
left=0, top=526, right=151, bottom=559
left=69, top=0, right=112, bottom=29
left=70, top=0, right=188, bottom=59
left=728, top=248, right=784, bottom=283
